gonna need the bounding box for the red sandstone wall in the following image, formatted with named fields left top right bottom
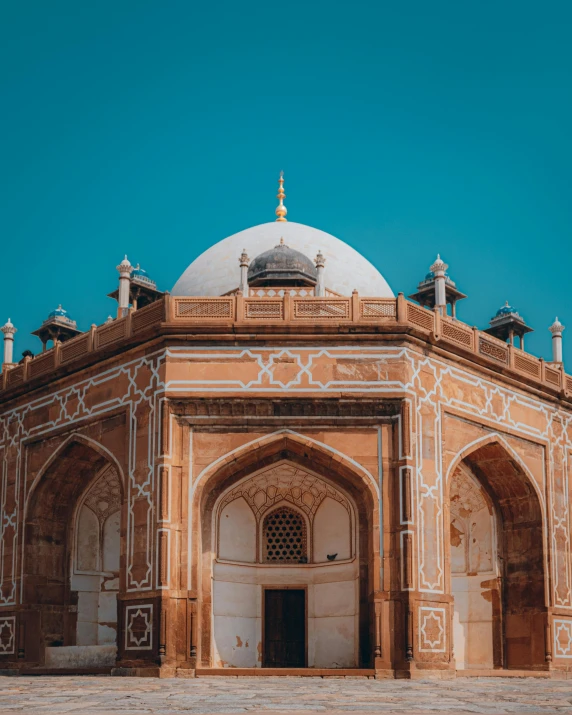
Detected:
left=0, top=338, right=571, bottom=674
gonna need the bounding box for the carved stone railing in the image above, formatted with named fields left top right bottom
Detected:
left=169, top=294, right=397, bottom=324
left=0, top=293, right=570, bottom=401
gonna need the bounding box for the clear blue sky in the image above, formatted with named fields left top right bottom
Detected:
left=1, top=1, right=571, bottom=362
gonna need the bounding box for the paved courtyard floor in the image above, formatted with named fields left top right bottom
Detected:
left=0, top=676, right=572, bottom=715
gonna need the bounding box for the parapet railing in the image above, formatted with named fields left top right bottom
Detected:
left=1, top=294, right=571, bottom=399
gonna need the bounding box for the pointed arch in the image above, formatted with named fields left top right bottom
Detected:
left=445, top=431, right=545, bottom=517
left=191, top=429, right=380, bottom=669
left=193, top=429, right=377, bottom=589
left=193, top=428, right=379, bottom=501
left=21, top=432, right=123, bottom=657
left=446, top=431, right=548, bottom=670
left=25, top=431, right=125, bottom=514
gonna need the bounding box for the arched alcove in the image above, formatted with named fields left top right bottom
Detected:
left=211, top=461, right=358, bottom=669
left=219, top=497, right=256, bottom=563
left=22, top=436, right=123, bottom=668
left=447, top=438, right=546, bottom=670
left=194, top=434, right=378, bottom=670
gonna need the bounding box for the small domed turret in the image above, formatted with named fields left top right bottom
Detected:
left=247, top=238, right=318, bottom=287
left=32, top=305, right=81, bottom=352
left=485, top=300, right=533, bottom=350
left=494, top=301, right=519, bottom=319
left=48, top=305, right=74, bottom=323
left=131, top=264, right=156, bottom=288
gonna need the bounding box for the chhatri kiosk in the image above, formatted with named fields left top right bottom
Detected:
left=0, top=175, right=571, bottom=678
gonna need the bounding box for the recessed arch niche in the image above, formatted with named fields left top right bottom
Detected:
left=211, top=460, right=359, bottom=669
left=447, top=438, right=546, bottom=670
left=22, top=436, right=123, bottom=668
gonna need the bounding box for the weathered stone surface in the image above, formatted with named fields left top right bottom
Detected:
left=1, top=333, right=571, bottom=676
left=0, top=675, right=571, bottom=713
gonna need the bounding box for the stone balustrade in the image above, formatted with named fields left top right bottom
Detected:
left=1, top=293, right=570, bottom=400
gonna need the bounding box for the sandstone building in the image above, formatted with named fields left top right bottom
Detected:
left=0, top=175, right=571, bottom=678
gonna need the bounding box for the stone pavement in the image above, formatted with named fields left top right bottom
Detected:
left=0, top=676, right=572, bottom=715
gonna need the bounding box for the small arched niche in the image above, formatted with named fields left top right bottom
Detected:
left=219, top=496, right=256, bottom=563
left=262, top=505, right=308, bottom=563
left=313, top=497, right=351, bottom=563
left=76, top=506, right=100, bottom=572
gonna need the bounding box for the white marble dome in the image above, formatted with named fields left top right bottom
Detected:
left=172, top=222, right=393, bottom=297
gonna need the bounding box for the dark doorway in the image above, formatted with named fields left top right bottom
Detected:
left=263, top=589, right=306, bottom=667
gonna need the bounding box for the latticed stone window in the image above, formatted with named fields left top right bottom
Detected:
left=263, top=506, right=307, bottom=563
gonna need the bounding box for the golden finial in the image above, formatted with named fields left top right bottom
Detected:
left=275, top=171, right=287, bottom=222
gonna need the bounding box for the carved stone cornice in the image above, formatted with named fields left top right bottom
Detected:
left=173, top=397, right=400, bottom=427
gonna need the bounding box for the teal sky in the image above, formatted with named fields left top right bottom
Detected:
left=2, top=1, right=571, bottom=363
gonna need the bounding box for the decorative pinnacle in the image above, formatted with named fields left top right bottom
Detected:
left=275, top=171, right=287, bottom=222
left=239, top=248, right=250, bottom=267
left=430, top=254, right=448, bottom=274
left=549, top=317, right=565, bottom=335
left=116, top=255, right=133, bottom=275
left=1, top=318, right=16, bottom=337
left=314, top=251, right=325, bottom=268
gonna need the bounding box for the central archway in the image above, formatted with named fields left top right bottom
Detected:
left=192, top=432, right=379, bottom=669
left=214, top=460, right=358, bottom=668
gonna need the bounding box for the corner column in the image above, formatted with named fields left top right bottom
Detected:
left=395, top=382, right=455, bottom=678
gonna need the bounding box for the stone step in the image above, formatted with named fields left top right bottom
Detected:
left=456, top=669, right=551, bottom=678
left=196, top=667, right=376, bottom=677
left=20, top=667, right=112, bottom=676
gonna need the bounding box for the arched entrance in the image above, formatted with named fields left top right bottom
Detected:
left=213, top=461, right=358, bottom=668
left=448, top=439, right=546, bottom=670
left=22, top=437, right=123, bottom=669
left=193, top=433, right=378, bottom=670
